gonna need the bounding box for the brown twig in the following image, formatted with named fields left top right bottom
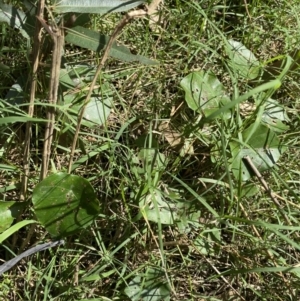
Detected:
left=21, top=0, right=45, bottom=200
left=244, top=0, right=251, bottom=20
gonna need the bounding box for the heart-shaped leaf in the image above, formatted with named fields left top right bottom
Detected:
left=180, top=71, right=231, bottom=118
left=32, top=173, right=100, bottom=238
left=226, top=39, right=260, bottom=80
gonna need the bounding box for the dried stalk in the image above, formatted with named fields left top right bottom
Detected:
left=20, top=0, right=45, bottom=200
left=39, top=18, right=64, bottom=180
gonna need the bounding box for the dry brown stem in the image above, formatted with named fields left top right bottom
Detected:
left=21, top=0, right=45, bottom=200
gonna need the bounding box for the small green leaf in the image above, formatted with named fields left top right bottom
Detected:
left=226, top=39, right=260, bottom=80
left=230, top=124, right=285, bottom=181
left=32, top=173, right=100, bottom=238
left=53, top=0, right=145, bottom=14
left=66, top=26, right=158, bottom=65
left=180, top=71, right=231, bottom=118
left=239, top=183, right=259, bottom=198
left=0, top=201, right=28, bottom=233
left=262, top=98, right=290, bottom=133
left=140, top=190, right=175, bottom=225
left=124, top=267, right=170, bottom=301
left=262, top=115, right=289, bottom=133
left=0, top=3, right=29, bottom=39
left=59, top=69, right=77, bottom=89
left=82, top=97, right=112, bottom=127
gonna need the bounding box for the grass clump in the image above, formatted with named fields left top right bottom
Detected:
left=1, top=0, right=300, bottom=300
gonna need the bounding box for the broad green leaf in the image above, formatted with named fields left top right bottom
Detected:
left=0, top=2, right=29, bottom=39
left=135, top=134, right=159, bottom=148
left=52, top=0, right=145, bottom=14
left=230, top=124, right=285, bottom=181
left=262, top=115, right=289, bottom=133
left=124, top=267, right=170, bottom=301
left=66, top=26, right=158, bottom=65
left=0, top=201, right=28, bottom=233
left=23, top=0, right=36, bottom=16
left=32, top=173, right=100, bottom=238
left=0, top=62, right=10, bottom=72
left=193, top=227, right=221, bottom=256
left=69, top=82, right=113, bottom=127
left=64, top=64, right=95, bottom=87
left=180, top=71, right=231, bottom=118
left=64, top=12, right=91, bottom=27
left=226, top=39, right=260, bottom=80
left=138, top=148, right=166, bottom=171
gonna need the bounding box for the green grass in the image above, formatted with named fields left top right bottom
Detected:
left=1, top=0, right=300, bottom=300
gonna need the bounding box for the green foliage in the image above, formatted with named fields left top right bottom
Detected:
left=0, top=220, right=37, bottom=243
left=0, top=200, right=28, bottom=232
left=32, top=173, right=100, bottom=238
left=65, top=26, right=157, bottom=65
left=1, top=0, right=300, bottom=300
left=225, top=39, right=260, bottom=80
left=124, top=267, right=170, bottom=301
left=229, top=123, right=285, bottom=181
left=52, top=0, right=146, bottom=14
left=181, top=41, right=289, bottom=181
left=180, top=70, right=231, bottom=118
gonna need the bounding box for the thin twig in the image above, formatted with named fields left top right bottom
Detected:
left=244, top=0, right=251, bottom=20
left=21, top=0, right=45, bottom=200
left=67, top=9, right=147, bottom=173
